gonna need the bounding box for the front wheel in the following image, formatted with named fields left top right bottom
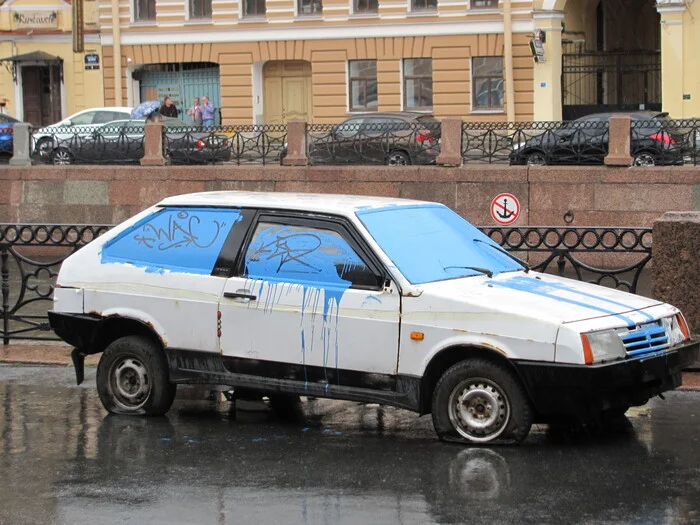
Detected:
left=35, top=137, right=54, bottom=157
left=526, top=151, right=547, bottom=166
left=96, top=336, right=176, bottom=416
left=431, top=359, right=533, bottom=445
left=51, top=147, right=73, bottom=165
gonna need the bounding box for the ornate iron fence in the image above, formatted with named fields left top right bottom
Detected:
left=31, top=125, right=148, bottom=165
left=1, top=224, right=111, bottom=344
left=306, top=120, right=441, bottom=166
left=482, top=226, right=652, bottom=293
left=630, top=118, right=700, bottom=167
left=462, top=120, right=610, bottom=165
left=165, top=124, right=287, bottom=165
left=1, top=223, right=653, bottom=344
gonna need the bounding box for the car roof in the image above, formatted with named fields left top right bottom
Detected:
left=345, top=112, right=434, bottom=119
left=158, top=191, right=431, bottom=215
left=70, top=107, right=133, bottom=116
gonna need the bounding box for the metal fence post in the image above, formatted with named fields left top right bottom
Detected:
left=1, top=246, right=9, bottom=345
left=9, top=122, right=33, bottom=166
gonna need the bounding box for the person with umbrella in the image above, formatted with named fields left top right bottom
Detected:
left=130, top=101, right=162, bottom=120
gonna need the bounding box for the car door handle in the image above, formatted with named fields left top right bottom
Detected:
left=224, top=290, right=257, bottom=301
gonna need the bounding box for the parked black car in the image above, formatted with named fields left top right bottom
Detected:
left=303, top=112, right=441, bottom=166
left=47, top=118, right=231, bottom=165
left=509, top=112, right=683, bottom=167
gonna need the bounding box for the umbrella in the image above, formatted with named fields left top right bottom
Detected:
left=130, top=100, right=161, bottom=119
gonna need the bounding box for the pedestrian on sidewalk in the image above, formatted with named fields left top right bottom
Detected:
left=201, top=96, right=216, bottom=127
left=187, top=97, right=203, bottom=126
left=159, top=96, right=178, bottom=118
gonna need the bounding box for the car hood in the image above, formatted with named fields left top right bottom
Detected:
left=417, top=271, right=663, bottom=325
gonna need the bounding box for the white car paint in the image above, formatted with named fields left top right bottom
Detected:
left=53, top=191, right=687, bottom=381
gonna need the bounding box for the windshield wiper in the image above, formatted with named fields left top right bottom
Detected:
left=442, top=266, right=494, bottom=278
left=472, top=239, right=530, bottom=272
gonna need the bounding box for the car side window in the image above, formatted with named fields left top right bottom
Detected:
left=93, top=111, right=119, bottom=124
left=100, top=207, right=243, bottom=275
left=242, top=221, right=381, bottom=288
left=336, top=118, right=364, bottom=138
left=71, top=111, right=97, bottom=125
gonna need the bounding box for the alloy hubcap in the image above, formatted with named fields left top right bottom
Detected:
left=53, top=151, right=71, bottom=165
left=448, top=378, right=510, bottom=442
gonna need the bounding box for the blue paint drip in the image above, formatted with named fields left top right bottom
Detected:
left=486, top=274, right=643, bottom=325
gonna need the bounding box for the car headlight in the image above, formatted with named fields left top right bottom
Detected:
left=580, top=330, right=626, bottom=364
left=660, top=314, right=691, bottom=347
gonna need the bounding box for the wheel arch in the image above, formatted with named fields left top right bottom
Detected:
left=419, top=344, right=530, bottom=415
left=91, top=315, right=166, bottom=356
left=386, top=148, right=412, bottom=164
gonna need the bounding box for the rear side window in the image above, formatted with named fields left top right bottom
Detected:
left=101, top=207, right=242, bottom=275
left=243, top=222, right=379, bottom=288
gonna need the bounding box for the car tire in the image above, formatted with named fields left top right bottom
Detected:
left=526, top=151, right=547, bottom=166
left=632, top=152, right=657, bottom=167
left=386, top=150, right=411, bottom=166
left=51, top=147, right=73, bottom=165
left=96, top=335, right=176, bottom=416
left=431, top=359, right=533, bottom=445
left=35, top=137, right=54, bottom=157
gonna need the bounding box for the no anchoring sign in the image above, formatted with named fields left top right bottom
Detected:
left=491, top=193, right=520, bottom=225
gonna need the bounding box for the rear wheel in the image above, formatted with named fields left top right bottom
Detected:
left=632, top=152, right=657, bottom=166
left=96, top=336, right=176, bottom=416
left=35, top=137, right=54, bottom=157
left=387, top=150, right=410, bottom=166
left=431, top=359, right=533, bottom=445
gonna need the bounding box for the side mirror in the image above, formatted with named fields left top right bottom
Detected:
left=64, top=119, right=73, bottom=126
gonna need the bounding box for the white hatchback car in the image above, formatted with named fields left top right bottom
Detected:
left=49, top=192, right=698, bottom=444
left=33, top=106, right=133, bottom=158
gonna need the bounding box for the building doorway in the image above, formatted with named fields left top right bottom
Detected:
left=22, top=65, right=62, bottom=126
left=263, top=61, right=312, bottom=124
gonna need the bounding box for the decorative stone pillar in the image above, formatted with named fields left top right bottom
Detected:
left=282, top=119, right=307, bottom=166
left=435, top=117, right=463, bottom=166
left=9, top=123, right=33, bottom=166
left=604, top=115, right=632, bottom=166
left=532, top=10, right=564, bottom=121
left=652, top=212, right=700, bottom=367
left=140, top=121, right=166, bottom=166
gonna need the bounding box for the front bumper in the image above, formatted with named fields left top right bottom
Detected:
left=513, top=340, right=699, bottom=419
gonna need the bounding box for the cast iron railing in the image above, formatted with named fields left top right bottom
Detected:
left=462, top=120, right=610, bottom=165
left=164, top=124, right=287, bottom=165
left=306, top=121, right=441, bottom=165
left=1, top=223, right=653, bottom=344
left=1, top=224, right=111, bottom=344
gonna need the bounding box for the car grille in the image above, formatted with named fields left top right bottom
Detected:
left=621, top=321, right=669, bottom=356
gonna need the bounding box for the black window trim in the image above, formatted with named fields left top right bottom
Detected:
left=232, top=209, right=390, bottom=292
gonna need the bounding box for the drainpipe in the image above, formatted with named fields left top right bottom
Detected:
left=111, top=0, right=122, bottom=105
left=503, top=0, right=515, bottom=121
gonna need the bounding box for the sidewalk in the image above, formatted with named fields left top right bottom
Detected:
left=2, top=343, right=699, bottom=391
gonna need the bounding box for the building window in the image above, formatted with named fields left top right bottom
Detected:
left=472, top=56, right=504, bottom=110
left=470, top=0, right=498, bottom=8
left=134, top=0, right=155, bottom=21
left=299, top=0, right=322, bottom=15
left=190, top=0, right=212, bottom=18
left=411, top=0, right=437, bottom=11
left=354, top=0, right=378, bottom=14
left=243, top=0, right=266, bottom=16
left=403, top=58, right=432, bottom=110
left=349, top=60, right=378, bottom=112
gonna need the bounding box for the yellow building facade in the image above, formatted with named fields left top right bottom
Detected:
left=0, top=0, right=105, bottom=125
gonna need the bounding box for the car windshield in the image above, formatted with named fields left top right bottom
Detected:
left=356, top=204, right=525, bottom=284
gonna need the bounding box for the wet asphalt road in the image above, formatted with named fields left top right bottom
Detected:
left=1, top=366, right=700, bottom=525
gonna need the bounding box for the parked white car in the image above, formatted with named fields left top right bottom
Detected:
left=49, top=192, right=698, bottom=444
left=33, top=106, right=133, bottom=157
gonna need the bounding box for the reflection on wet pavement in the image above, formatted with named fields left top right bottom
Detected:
left=1, top=365, right=699, bottom=524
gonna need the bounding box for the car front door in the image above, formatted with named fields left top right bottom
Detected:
left=218, top=213, right=401, bottom=388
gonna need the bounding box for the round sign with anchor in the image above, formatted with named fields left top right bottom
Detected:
left=491, top=193, right=520, bottom=225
